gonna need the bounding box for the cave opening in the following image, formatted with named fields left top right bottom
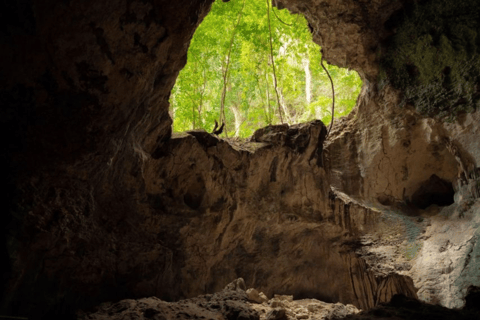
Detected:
left=169, top=0, right=362, bottom=138
left=465, top=286, right=480, bottom=312
left=410, top=174, right=455, bottom=210
left=4, top=0, right=480, bottom=318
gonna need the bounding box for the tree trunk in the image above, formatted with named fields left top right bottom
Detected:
left=231, top=104, right=243, bottom=137
left=279, top=89, right=292, bottom=124
left=197, top=66, right=207, bottom=128
left=303, top=56, right=312, bottom=105
left=265, top=70, right=272, bottom=124
left=192, top=104, right=196, bottom=130
left=220, top=0, right=246, bottom=137
left=266, top=0, right=284, bottom=124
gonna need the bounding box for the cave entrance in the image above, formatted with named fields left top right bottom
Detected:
left=411, top=174, right=455, bottom=210
left=169, top=0, right=362, bottom=138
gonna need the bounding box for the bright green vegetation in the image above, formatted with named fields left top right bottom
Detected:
left=170, top=0, right=362, bottom=138
left=380, top=0, right=480, bottom=121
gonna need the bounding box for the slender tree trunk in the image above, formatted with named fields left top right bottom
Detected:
left=265, top=70, right=272, bottom=124
left=266, top=0, right=284, bottom=124
left=197, top=66, right=207, bottom=127
left=303, top=56, right=312, bottom=105
left=220, top=0, right=246, bottom=137
left=279, top=90, right=292, bottom=123
left=231, top=104, right=243, bottom=137
left=256, top=71, right=269, bottom=125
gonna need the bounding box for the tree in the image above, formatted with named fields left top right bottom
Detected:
left=170, top=0, right=362, bottom=138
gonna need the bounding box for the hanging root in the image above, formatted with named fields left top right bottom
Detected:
left=267, top=0, right=284, bottom=124
left=320, top=51, right=335, bottom=137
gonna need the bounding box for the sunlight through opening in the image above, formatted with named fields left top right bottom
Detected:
left=169, top=0, right=363, bottom=138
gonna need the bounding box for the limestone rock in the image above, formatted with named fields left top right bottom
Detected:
left=80, top=289, right=259, bottom=320
left=332, top=294, right=479, bottom=320
left=250, top=121, right=325, bottom=155
left=266, top=308, right=287, bottom=320
left=225, top=278, right=247, bottom=292
left=247, top=288, right=268, bottom=304
left=276, top=0, right=404, bottom=80
left=273, top=295, right=293, bottom=302
left=296, top=313, right=309, bottom=319
left=81, top=286, right=362, bottom=320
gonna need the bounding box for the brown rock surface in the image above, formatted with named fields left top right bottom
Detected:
left=332, top=294, right=480, bottom=320
left=274, top=0, right=403, bottom=80
left=79, top=280, right=361, bottom=320
left=2, top=0, right=216, bottom=317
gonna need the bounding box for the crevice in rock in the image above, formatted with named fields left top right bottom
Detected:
left=410, top=174, right=455, bottom=210
left=465, top=286, right=480, bottom=312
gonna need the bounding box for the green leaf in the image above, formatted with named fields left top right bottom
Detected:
left=170, top=0, right=362, bottom=137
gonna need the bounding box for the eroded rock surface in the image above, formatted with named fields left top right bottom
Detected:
left=79, top=279, right=360, bottom=320
left=2, top=0, right=216, bottom=317
left=141, top=121, right=417, bottom=310
left=336, top=294, right=479, bottom=320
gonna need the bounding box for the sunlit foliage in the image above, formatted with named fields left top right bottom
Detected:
left=170, top=0, right=362, bottom=137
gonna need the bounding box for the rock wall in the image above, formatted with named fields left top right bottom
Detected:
left=1, top=0, right=215, bottom=317
left=143, top=123, right=416, bottom=310
left=2, top=0, right=480, bottom=319
left=284, top=0, right=480, bottom=310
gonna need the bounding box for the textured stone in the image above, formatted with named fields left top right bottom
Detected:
left=266, top=308, right=287, bottom=320
left=1, top=0, right=216, bottom=317
left=247, top=289, right=268, bottom=304
left=225, top=278, right=247, bottom=292
left=331, top=294, right=479, bottom=320
left=274, top=295, right=293, bottom=302
left=81, top=285, right=361, bottom=320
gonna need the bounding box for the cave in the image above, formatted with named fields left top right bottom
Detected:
left=411, top=174, right=455, bottom=210
left=1, top=0, right=480, bottom=320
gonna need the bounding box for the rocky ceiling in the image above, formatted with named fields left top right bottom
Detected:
left=1, top=0, right=479, bottom=319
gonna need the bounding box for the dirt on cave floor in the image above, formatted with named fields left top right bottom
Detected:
left=79, top=278, right=480, bottom=320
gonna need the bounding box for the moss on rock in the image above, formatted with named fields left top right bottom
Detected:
left=381, top=0, right=480, bottom=121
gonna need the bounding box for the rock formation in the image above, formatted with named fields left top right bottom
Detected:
left=79, top=280, right=479, bottom=320
left=1, top=0, right=479, bottom=319
left=80, top=279, right=361, bottom=320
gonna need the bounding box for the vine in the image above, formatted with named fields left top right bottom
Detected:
left=320, top=52, right=335, bottom=136
left=266, top=0, right=284, bottom=124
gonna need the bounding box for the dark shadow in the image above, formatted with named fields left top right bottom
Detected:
left=411, top=174, right=454, bottom=210
left=464, top=286, right=480, bottom=312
